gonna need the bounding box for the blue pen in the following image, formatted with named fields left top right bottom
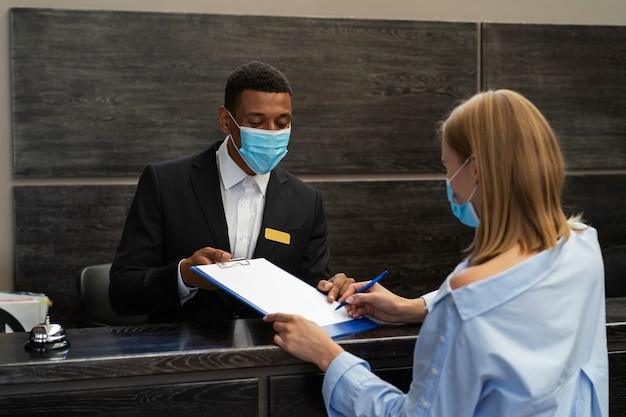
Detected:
left=335, top=270, right=389, bottom=310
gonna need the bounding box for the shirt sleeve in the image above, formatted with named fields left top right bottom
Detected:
left=420, top=290, right=439, bottom=308
left=322, top=351, right=406, bottom=417
left=177, top=259, right=198, bottom=305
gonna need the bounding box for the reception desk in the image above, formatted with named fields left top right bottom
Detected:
left=1, top=299, right=625, bottom=417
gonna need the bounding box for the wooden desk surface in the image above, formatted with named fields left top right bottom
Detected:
left=0, top=298, right=624, bottom=417
left=1, top=300, right=624, bottom=380
left=0, top=319, right=420, bottom=386
left=606, top=296, right=626, bottom=324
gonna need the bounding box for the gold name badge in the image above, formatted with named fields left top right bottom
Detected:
left=264, top=228, right=291, bottom=245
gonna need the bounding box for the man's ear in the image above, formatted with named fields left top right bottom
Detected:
left=218, top=105, right=231, bottom=134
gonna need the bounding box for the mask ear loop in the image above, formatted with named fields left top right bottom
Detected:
left=227, top=110, right=241, bottom=129
left=447, top=156, right=477, bottom=205
left=466, top=184, right=479, bottom=203
left=226, top=110, right=242, bottom=152
left=448, top=156, right=472, bottom=183
left=225, top=111, right=249, bottom=171
left=465, top=155, right=479, bottom=202
left=226, top=111, right=264, bottom=175
left=228, top=132, right=239, bottom=151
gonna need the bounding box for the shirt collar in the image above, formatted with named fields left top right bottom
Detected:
left=217, top=137, right=270, bottom=195
left=433, top=245, right=559, bottom=321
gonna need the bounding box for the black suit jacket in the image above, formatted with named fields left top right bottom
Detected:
left=110, top=141, right=331, bottom=323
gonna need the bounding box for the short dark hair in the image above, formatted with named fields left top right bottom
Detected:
left=224, top=62, right=292, bottom=112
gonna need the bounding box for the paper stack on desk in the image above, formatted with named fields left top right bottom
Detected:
left=0, top=291, right=51, bottom=333
left=192, top=258, right=379, bottom=338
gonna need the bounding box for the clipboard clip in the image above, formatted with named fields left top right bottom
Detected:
left=216, top=258, right=250, bottom=269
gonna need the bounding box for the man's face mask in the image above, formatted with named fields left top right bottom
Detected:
left=446, top=157, right=480, bottom=227
left=228, top=111, right=291, bottom=175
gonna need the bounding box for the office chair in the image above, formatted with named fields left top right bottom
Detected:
left=603, top=245, right=626, bottom=298
left=78, top=263, right=147, bottom=327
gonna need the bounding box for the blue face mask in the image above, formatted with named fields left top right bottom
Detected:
left=228, top=111, right=291, bottom=175
left=446, top=157, right=480, bottom=227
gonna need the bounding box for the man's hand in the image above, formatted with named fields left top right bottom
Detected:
left=180, top=247, right=232, bottom=290
left=317, top=273, right=356, bottom=303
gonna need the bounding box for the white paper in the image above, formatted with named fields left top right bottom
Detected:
left=193, top=258, right=354, bottom=327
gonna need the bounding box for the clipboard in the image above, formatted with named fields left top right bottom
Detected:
left=191, top=258, right=379, bottom=339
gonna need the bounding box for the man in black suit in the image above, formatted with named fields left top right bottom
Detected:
left=110, top=62, right=351, bottom=323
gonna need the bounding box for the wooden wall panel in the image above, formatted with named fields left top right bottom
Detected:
left=482, top=23, right=626, bottom=170
left=10, top=8, right=477, bottom=177
left=317, top=180, right=474, bottom=297
left=563, top=174, right=626, bottom=249
left=15, top=174, right=626, bottom=327
left=13, top=185, right=136, bottom=325
left=13, top=182, right=471, bottom=326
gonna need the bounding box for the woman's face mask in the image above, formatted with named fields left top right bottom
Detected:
left=228, top=111, right=291, bottom=175
left=446, top=157, right=480, bottom=227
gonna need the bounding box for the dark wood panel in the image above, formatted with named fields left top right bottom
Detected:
left=610, top=352, right=626, bottom=417
left=269, top=367, right=412, bottom=417
left=14, top=181, right=473, bottom=327
left=482, top=23, right=626, bottom=170
left=320, top=175, right=626, bottom=298
left=0, top=379, right=258, bottom=416
left=317, top=180, right=474, bottom=298
left=562, top=174, right=626, bottom=249
left=10, top=8, right=476, bottom=178
left=14, top=174, right=626, bottom=327
left=13, top=185, right=136, bottom=326
left=270, top=373, right=326, bottom=417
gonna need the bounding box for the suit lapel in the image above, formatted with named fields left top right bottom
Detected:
left=254, top=168, right=291, bottom=258
left=189, top=143, right=231, bottom=252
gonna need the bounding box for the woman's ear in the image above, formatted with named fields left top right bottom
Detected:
left=470, top=155, right=479, bottom=185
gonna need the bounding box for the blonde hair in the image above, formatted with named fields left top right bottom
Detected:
left=442, top=89, right=580, bottom=265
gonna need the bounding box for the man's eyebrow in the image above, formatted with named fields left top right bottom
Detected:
left=244, top=111, right=291, bottom=117
left=243, top=112, right=292, bottom=118
left=243, top=112, right=266, bottom=118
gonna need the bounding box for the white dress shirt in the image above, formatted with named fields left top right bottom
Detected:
left=218, top=138, right=270, bottom=259
left=177, top=138, right=270, bottom=303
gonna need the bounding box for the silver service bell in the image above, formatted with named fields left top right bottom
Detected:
left=25, top=316, right=70, bottom=352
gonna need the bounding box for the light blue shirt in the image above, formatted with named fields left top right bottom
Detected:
left=323, top=224, right=608, bottom=417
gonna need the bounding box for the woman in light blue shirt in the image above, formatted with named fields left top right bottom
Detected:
left=264, top=89, right=608, bottom=417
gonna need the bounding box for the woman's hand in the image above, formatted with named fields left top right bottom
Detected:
left=264, top=313, right=344, bottom=371
left=339, top=281, right=428, bottom=324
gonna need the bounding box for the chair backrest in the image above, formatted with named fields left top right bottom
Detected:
left=78, top=263, right=147, bottom=326
left=603, top=245, right=626, bottom=298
